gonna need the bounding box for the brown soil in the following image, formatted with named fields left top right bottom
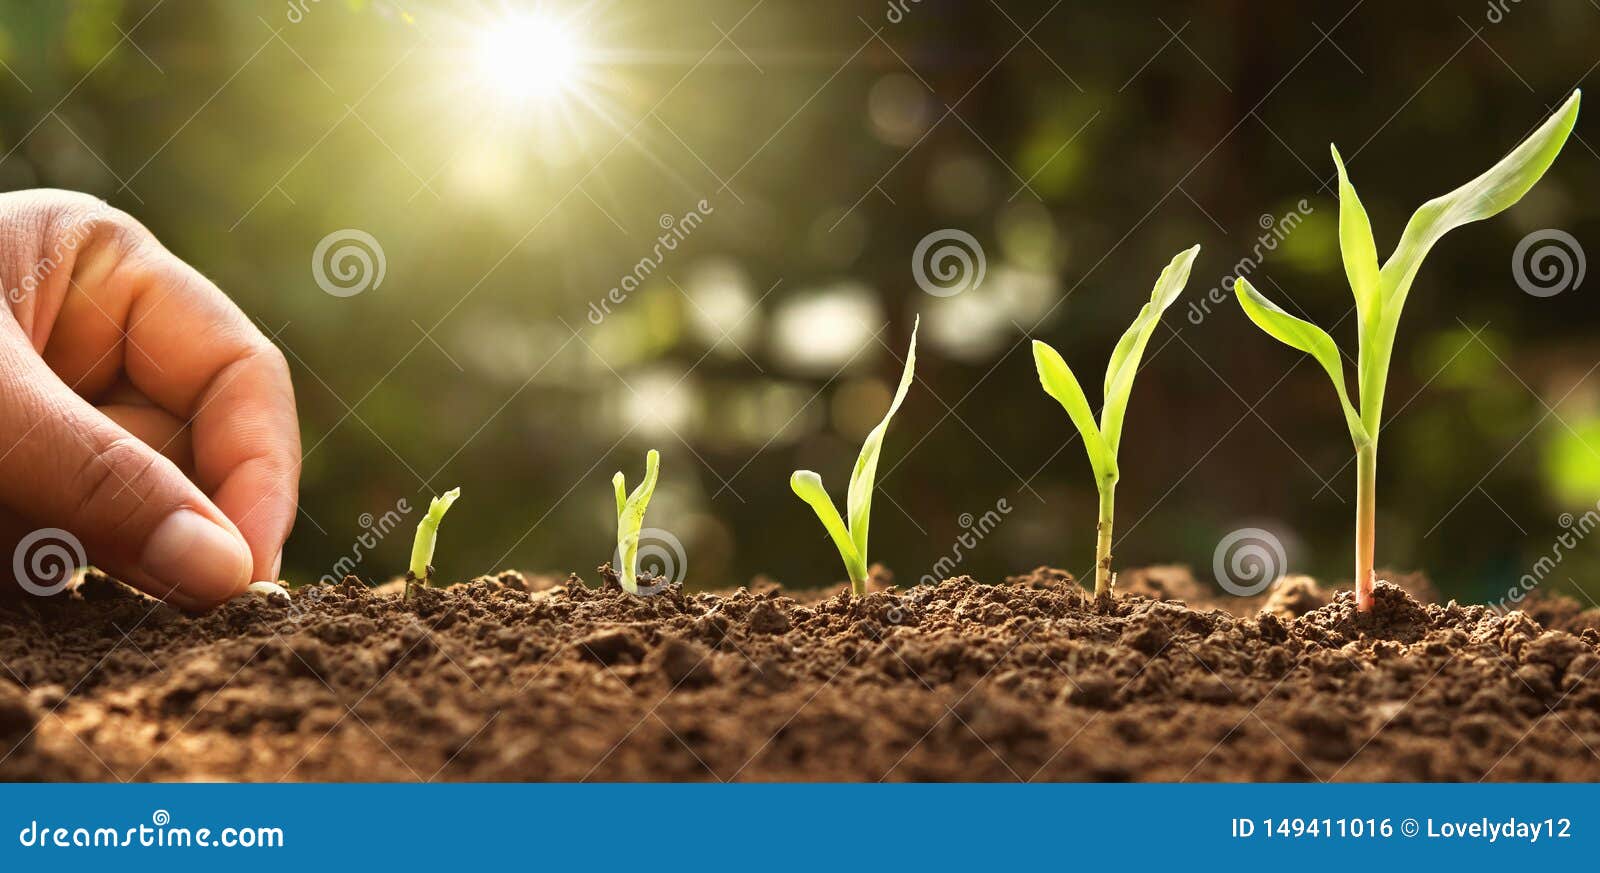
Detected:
left=2, top=566, right=1599, bottom=782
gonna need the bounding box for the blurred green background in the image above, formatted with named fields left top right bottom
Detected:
left=3, top=0, right=1598, bottom=604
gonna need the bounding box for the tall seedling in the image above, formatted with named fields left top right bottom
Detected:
left=1234, top=91, right=1579, bottom=612
left=791, top=318, right=918, bottom=596
left=1032, top=245, right=1200, bottom=599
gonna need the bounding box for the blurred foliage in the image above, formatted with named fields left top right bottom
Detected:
left=2, top=0, right=1598, bottom=604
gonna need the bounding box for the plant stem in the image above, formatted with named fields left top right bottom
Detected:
left=1355, top=442, right=1377, bottom=613
left=1095, top=485, right=1115, bottom=599
left=847, top=549, right=869, bottom=597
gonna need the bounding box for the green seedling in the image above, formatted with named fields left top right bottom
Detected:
left=1234, top=90, right=1580, bottom=613
left=1032, top=246, right=1200, bottom=600
left=612, top=449, right=661, bottom=595
left=791, top=318, right=918, bottom=596
left=406, top=487, right=461, bottom=600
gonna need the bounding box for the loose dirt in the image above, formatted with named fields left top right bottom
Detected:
left=2, top=566, right=1598, bottom=781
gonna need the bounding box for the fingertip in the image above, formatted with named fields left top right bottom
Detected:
left=139, top=508, right=253, bottom=605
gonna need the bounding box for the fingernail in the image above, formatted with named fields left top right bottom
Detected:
left=141, top=510, right=252, bottom=603
left=270, top=548, right=283, bottom=582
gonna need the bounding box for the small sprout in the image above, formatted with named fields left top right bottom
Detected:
left=407, top=487, right=461, bottom=600
left=1032, top=245, right=1199, bottom=600
left=791, top=318, right=918, bottom=596
left=612, top=449, right=661, bottom=595
left=1234, top=90, right=1579, bottom=612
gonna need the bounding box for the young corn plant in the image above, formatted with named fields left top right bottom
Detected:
left=791, top=318, right=917, bottom=596
left=1234, top=90, right=1580, bottom=613
left=1032, top=246, right=1200, bottom=600
left=612, top=449, right=660, bottom=595
left=406, top=487, right=461, bottom=600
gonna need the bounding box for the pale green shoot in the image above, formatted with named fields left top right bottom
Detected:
left=791, top=318, right=918, bottom=596
left=1032, top=245, right=1200, bottom=599
left=1234, top=90, right=1579, bottom=612
left=407, top=487, right=461, bottom=599
left=612, top=449, right=661, bottom=595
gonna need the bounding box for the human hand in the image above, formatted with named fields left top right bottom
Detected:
left=1, top=190, right=299, bottom=611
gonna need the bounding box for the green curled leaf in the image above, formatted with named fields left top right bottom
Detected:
left=1032, top=340, right=1115, bottom=485
left=845, top=317, right=917, bottom=569
left=1330, top=144, right=1381, bottom=332
left=1381, top=89, right=1580, bottom=312
left=1101, top=245, right=1199, bottom=454
left=1235, top=277, right=1369, bottom=446
left=790, top=469, right=865, bottom=587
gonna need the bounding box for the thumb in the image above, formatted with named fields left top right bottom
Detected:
left=0, top=327, right=252, bottom=609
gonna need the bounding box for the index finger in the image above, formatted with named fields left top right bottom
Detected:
left=43, top=213, right=300, bottom=581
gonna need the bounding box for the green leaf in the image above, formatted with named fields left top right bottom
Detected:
left=1032, top=340, right=1116, bottom=485
left=790, top=319, right=917, bottom=593
left=790, top=469, right=865, bottom=586
left=1381, top=90, right=1580, bottom=311
left=409, top=487, right=461, bottom=580
left=1330, top=144, right=1381, bottom=330
left=613, top=449, right=660, bottom=594
left=1101, top=245, right=1199, bottom=454
left=844, top=317, right=918, bottom=571
left=1234, top=277, right=1370, bottom=446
